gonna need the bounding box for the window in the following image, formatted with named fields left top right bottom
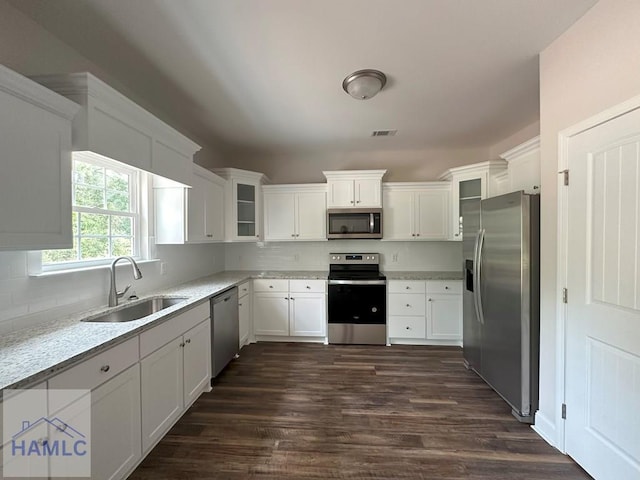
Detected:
left=42, top=155, right=140, bottom=267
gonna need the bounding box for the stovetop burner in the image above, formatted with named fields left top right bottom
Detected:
left=328, top=253, right=385, bottom=281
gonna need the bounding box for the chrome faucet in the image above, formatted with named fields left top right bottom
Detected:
left=108, top=256, right=143, bottom=307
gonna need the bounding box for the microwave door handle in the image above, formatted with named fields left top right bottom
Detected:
left=370, top=213, right=374, bottom=233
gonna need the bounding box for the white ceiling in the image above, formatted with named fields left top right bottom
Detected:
left=10, top=0, right=597, bottom=157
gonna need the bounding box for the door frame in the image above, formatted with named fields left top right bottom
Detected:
left=555, top=93, right=640, bottom=453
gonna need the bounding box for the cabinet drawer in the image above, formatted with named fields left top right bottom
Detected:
left=289, top=279, right=326, bottom=293
left=238, top=281, right=251, bottom=298
left=253, top=279, right=289, bottom=292
left=139, top=302, right=209, bottom=358
left=388, top=316, right=426, bottom=339
left=388, top=280, right=426, bottom=294
left=426, top=280, right=462, bottom=294
left=48, top=336, right=139, bottom=392
left=388, top=293, right=426, bottom=316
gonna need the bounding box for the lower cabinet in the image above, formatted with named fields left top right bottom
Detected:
left=238, top=281, right=252, bottom=347
left=388, top=280, right=462, bottom=345
left=253, top=279, right=326, bottom=340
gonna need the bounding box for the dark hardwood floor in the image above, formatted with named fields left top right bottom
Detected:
left=129, top=343, right=591, bottom=479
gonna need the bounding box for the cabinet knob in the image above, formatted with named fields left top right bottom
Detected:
left=185, top=338, right=191, bottom=344
left=406, top=304, right=411, bottom=307
left=406, top=326, right=410, bottom=330
left=291, top=234, right=295, bottom=237
left=445, top=286, right=449, bottom=290
left=180, top=342, right=186, bottom=347
left=416, top=233, right=420, bottom=237
left=239, top=303, right=243, bottom=306
left=100, top=365, right=110, bottom=373
left=428, top=298, right=432, bottom=302
left=269, top=285, right=273, bottom=289
left=356, top=200, right=361, bottom=204
left=412, top=233, right=416, bottom=237
left=284, top=297, right=289, bottom=300
left=206, top=234, right=213, bottom=238
left=533, top=185, right=539, bottom=190
left=405, top=286, right=410, bottom=289
left=350, top=200, right=355, bottom=204
left=306, top=285, right=311, bottom=289
left=454, top=233, right=459, bottom=237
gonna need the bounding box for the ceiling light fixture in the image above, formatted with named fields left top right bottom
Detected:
left=342, top=69, right=387, bottom=100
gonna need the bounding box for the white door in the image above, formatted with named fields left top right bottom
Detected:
left=296, top=191, right=326, bottom=240
left=327, top=179, right=354, bottom=207
left=383, top=190, right=414, bottom=240
left=183, top=320, right=211, bottom=407
left=289, top=294, right=326, bottom=337
left=263, top=192, right=295, bottom=240
left=416, top=190, right=449, bottom=240
left=253, top=293, right=290, bottom=336
left=355, top=179, right=381, bottom=207
left=140, top=337, right=184, bottom=453
left=187, top=174, right=207, bottom=242
left=565, top=106, right=640, bottom=480
left=426, top=294, right=462, bottom=340
left=205, top=179, right=224, bottom=241
left=238, top=296, right=250, bottom=347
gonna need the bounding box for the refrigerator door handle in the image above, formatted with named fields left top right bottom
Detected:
left=473, top=228, right=486, bottom=325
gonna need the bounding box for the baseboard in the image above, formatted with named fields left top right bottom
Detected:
left=531, top=410, right=557, bottom=448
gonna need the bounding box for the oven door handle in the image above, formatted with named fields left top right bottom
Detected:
left=328, top=280, right=387, bottom=286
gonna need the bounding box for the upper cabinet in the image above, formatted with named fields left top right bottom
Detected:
left=383, top=183, right=450, bottom=241
left=0, top=65, right=80, bottom=250
left=323, top=170, right=386, bottom=208
left=154, top=164, right=225, bottom=244
left=31, top=73, right=201, bottom=186
left=211, top=168, right=268, bottom=242
left=263, top=184, right=327, bottom=241
left=500, top=136, right=540, bottom=194
left=438, top=160, right=507, bottom=241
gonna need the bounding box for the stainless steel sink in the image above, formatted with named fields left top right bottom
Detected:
left=83, top=297, right=189, bottom=323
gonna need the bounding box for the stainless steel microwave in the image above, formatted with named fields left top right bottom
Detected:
left=327, top=208, right=382, bottom=239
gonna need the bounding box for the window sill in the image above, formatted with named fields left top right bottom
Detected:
left=29, top=259, right=160, bottom=278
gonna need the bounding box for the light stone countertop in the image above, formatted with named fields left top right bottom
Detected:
left=383, top=271, right=463, bottom=280
left=0, top=268, right=458, bottom=396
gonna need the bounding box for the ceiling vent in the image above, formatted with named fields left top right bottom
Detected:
left=371, top=129, right=397, bottom=137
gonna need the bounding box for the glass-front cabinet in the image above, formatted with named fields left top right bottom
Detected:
left=438, top=160, right=507, bottom=241
left=212, top=168, right=267, bottom=242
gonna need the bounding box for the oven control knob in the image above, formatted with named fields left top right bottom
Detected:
left=372, top=307, right=377, bottom=313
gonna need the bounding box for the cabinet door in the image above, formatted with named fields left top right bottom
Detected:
left=450, top=175, right=485, bottom=241
left=289, top=293, right=326, bottom=337
left=233, top=180, right=259, bottom=239
left=296, top=191, right=326, bottom=240
left=253, top=293, right=290, bottom=335
left=264, top=192, right=296, bottom=240
left=388, top=316, right=426, bottom=339
left=88, top=365, right=141, bottom=480
left=187, top=173, right=207, bottom=243
left=427, top=294, right=462, bottom=341
left=327, top=179, right=354, bottom=207
left=355, top=179, right=381, bottom=207
left=205, top=179, right=225, bottom=241
left=416, top=190, right=449, bottom=239
left=238, top=296, right=251, bottom=347
left=508, top=150, right=541, bottom=194
left=183, top=320, right=211, bottom=408
left=0, top=85, right=73, bottom=249
left=383, top=190, right=414, bottom=240
left=140, top=337, right=184, bottom=453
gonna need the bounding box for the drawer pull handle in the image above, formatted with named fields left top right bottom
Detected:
left=100, top=365, right=110, bottom=373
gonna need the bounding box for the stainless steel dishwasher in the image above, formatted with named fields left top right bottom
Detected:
left=210, top=287, right=239, bottom=377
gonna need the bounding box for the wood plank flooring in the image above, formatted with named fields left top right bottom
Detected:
left=129, top=343, right=591, bottom=479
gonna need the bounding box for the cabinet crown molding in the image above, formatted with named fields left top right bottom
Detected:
left=211, top=167, right=270, bottom=184
left=263, top=183, right=327, bottom=193
left=437, top=159, right=507, bottom=181
left=499, top=136, right=540, bottom=162
left=323, top=169, right=387, bottom=181
left=383, top=181, right=451, bottom=191
left=0, top=65, right=80, bottom=120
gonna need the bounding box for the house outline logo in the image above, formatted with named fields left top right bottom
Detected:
left=12, top=417, right=86, bottom=441
left=10, top=416, right=89, bottom=459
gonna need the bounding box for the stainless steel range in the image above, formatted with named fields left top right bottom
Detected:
left=327, top=253, right=387, bottom=345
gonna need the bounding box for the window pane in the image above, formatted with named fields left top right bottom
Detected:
left=80, top=237, right=109, bottom=260
left=79, top=213, right=109, bottom=235
left=74, top=161, right=104, bottom=187
left=42, top=239, right=78, bottom=264
left=106, top=170, right=129, bottom=193
left=111, top=237, right=133, bottom=257
left=75, top=185, right=104, bottom=208
left=72, top=211, right=78, bottom=235
left=106, top=191, right=129, bottom=212
left=111, top=216, right=132, bottom=236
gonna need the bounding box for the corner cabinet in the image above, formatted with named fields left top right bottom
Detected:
left=154, top=164, right=225, bottom=244
left=500, top=136, right=541, bottom=194
left=323, top=170, right=386, bottom=208
left=0, top=65, right=80, bottom=250
left=263, top=184, right=327, bottom=241
left=211, top=168, right=268, bottom=242
left=438, top=160, right=507, bottom=241
left=382, top=183, right=450, bottom=240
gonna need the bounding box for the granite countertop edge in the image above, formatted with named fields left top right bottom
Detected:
left=0, top=269, right=459, bottom=396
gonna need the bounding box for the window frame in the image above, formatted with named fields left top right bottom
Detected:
left=41, top=154, right=142, bottom=272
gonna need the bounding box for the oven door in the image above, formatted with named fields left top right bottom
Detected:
left=327, top=281, right=386, bottom=325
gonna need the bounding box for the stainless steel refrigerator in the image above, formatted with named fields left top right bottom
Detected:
left=462, top=191, right=540, bottom=423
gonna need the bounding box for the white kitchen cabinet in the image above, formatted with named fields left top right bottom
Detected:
left=323, top=170, right=386, bottom=208
left=0, top=65, right=80, bottom=250
left=155, top=164, right=225, bottom=244
left=388, top=280, right=462, bottom=345
left=263, top=184, right=327, bottom=241
left=253, top=279, right=326, bottom=340
left=238, top=281, right=252, bottom=347
left=500, top=136, right=541, bottom=194
left=139, top=302, right=211, bottom=453
left=439, top=160, right=507, bottom=241
left=383, top=183, right=450, bottom=240
left=32, top=72, right=200, bottom=186
left=212, top=168, right=267, bottom=241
